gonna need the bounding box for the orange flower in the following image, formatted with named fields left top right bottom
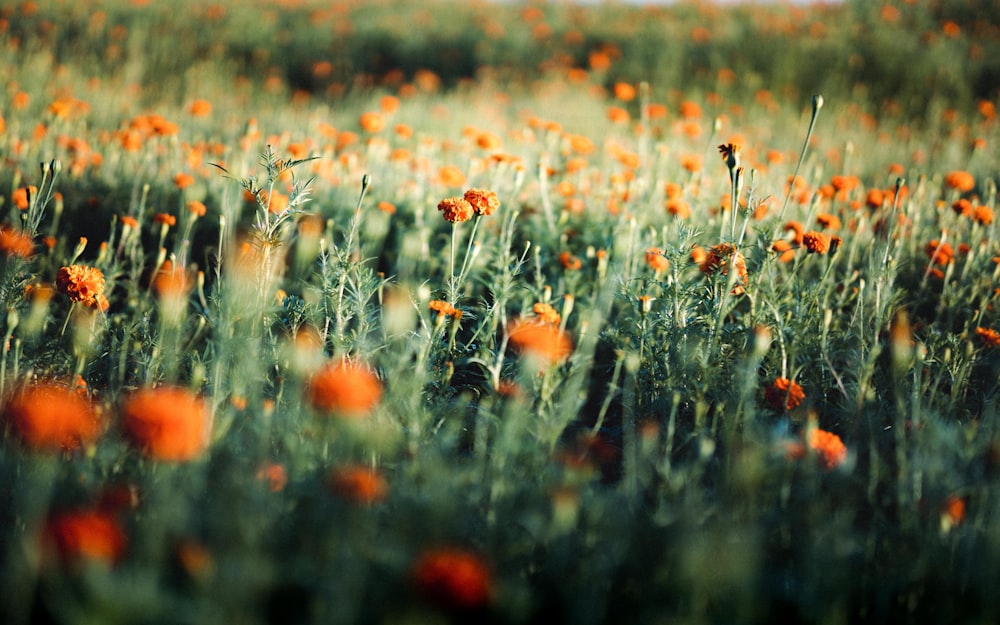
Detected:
left=925, top=240, right=954, bottom=266
left=699, top=243, right=748, bottom=295
left=56, top=265, right=110, bottom=311
left=941, top=495, right=966, bottom=530
left=329, top=465, right=388, bottom=503
left=771, top=239, right=796, bottom=263
left=44, top=510, right=126, bottom=565
left=151, top=260, right=190, bottom=297
left=187, top=99, right=212, bottom=117
left=463, top=188, right=500, bottom=216
left=429, top=299, right=461, bottom=320
left=815, top=213, right=841, bottom=231
left=173, top=172, right=195, bottom=189
left=865, top=188, right=885, bottom=209
left=359, top=111, right=385, bottom=133
left=187, top=200, right=207, bottom=217
left=607, top=106, right=630, bottom=124
left=121, top=386, right=211, bottom=462
left=437, top=197, right=474, bottom=223
left=3, top=382, right=101, bottom=452
left=255, top=462, right=288, bottom=493
left=808, top=428, right=847, bottom=470
left=438, top=164, right=466, bottom=188
left=306, top=360, right=382, bottom=417
left=765, top=377, right=805, bottom=411
left=508, top=318, right=573, bottom=364
left=153, top=212, right=177, bottom=227
left=665, top=198, right=690, bottom=219
left=944, top=170, right=975, bottom=193
left=644, top=247, right=670, bottom=272
left=975, top=327, right=1000, bottom=348
left=559, top=251, right=582, bottom=271
left=613, top=82, right=636, bottom=102
left=974, top=205, right=994, bottom=225
left=12, top=186, right=36, bottom=210
left=532, top=302, right=561, bottom=325
left=411, top=548, right=494, bottom=611
left=0, top=225, right=34, bottom=258
left=802, top=230, right=830, bottom=254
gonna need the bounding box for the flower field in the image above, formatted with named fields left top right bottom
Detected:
left=2, top=0, right=1000, bottom=622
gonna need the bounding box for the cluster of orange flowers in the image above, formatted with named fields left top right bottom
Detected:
left=695, top=243, right=748, bottom=295
left=437, top=188, right=500, bottom=223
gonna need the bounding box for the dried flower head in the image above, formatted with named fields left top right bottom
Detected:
left=437, top=197, right=474, bottom=223
left=463, top=188, right=500, bottom=216
left=3, top=382, right=101, bottom=452
left=56, top=265, right=110, bottom=311
left=121, top=386, right=211, bottom=462
left=306, top=360, right=382, bottom=417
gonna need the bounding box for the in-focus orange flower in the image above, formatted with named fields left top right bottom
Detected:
left=329, top=465, right=388, bottom=503
left=808, top=428, right=847, bottom=470
left=508, top=318, right=573, bottom=364
left=802, top=230, right=831, bottom=254
left=44, top=510, right=126, bottom=566
left=463, top=188, right=500, bottom=216
left=532, top=302, right=561, bottom=325
left=765, top=377, right=805, bottom=411
left=121, top=386, right=211, bottom=462
left=944, top=170, right=975, bottom=193
left=699, top=243, right=748, bottom=295
left=437, top=197, right=474, bottom=223
left=306, top=360, right=382, bottom=417
left=56, top=265, right=110, bottom=311
left=3, top=382, right=101, bottom=452
left=411, top=548, right=494, bottom=611
left=0, top=225, right=34, bottom=258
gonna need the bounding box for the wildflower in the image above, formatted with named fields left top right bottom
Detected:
left=765, top=377, right=805, bottom=411
left=815, top=213, right=841, bottom=230
left=438, top=164, right=466, bottom=188
left=665, top=198, right=690, bottom=219
left=718, top=143, right=740, bottom=170
left=771, top=239, right=796, bottom=263
left=559, top=251, right=582, bottom=271
left=613, top=82, right=636, bottom=101
left=508, top=318, right=573, bottom=364
left=44, top=510, right=126, bottom=566
left=976, top=327, right=1000, bottom=348
left=644, top=247, right=670, bottom=273
left=607, top=106, right=630, bottom=124
left=2, top=382, right=101, bottom=452
left=926, top=240, right=954, bottom=265
left=429, top=300, right=461, bottom=321
left=0, top=225, right=34, bottom=258
left=808, top=428, right=847, bottom=470
left=944, top=170, right=975, bottom=193
left=411, top=548, right=494, bottom=611
left=463, top=188, right=500, bottom=217
left=699, top=243, right=748, bottom=295
left=56, top=265, right=110, bottom=311
left=865, top=188, right=885, bottom=209
left=121, top=386, right=211, bottom=462
left=359, top=111, right=385, bottom=133
left=974, top=205, right=994, bottom=225
left=187, top=200, right=207, bottom=217
left=802, top=230, right=831, bottom=254
left=437, top=197, right=474, bottom=223
left=173, top=172, right=195, bottom=189
left=306, top=360, right=382, bottom=417
left=12, top=186, right=36, bottom=210
left=153, top=212, right=177, bottom=227
left=151, top=260, right=190, bottom=298
left=187, top=99, right=212, bottom=117
left=952, top=198, right=973, bottom=217
left=329, top=465, right=388, bottom=503
left=532, top=302, right=561, bottom=325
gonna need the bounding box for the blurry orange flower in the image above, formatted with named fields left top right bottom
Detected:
left=644, top=247, right=670, bottom=272
left=771, top=239, right=795, bottom=263
left=532, top=302, right=561, bottom=325
left=802, top=230, right=830, bottom=254
left=56, top=265, right=110, bottom=311
left=463, top=188, right=500, bottom=216
left=255, top=462, right=288, bottom=493
left=607, top=106, right=630, bottom=124
left=613, top=82, right=636, bottom=102
left=411, top=548, right=494, bottom=611
left=151, top=260, right=190, bottom=297
left=12, top=186, right=36, bottom=210
left=808, top=428, right=847, bottom=470
left=121, top=386, right=211, bottom=462
left=3, top=382, right=101, bottom=452
left=437, top=197, right=474, bottom=223
left=187, top=99, right=212, bottom=117
left=173, top=172, right=195, bottom=189
left=666, top=198, right=690, bottom=219
left=975, top=327, right=1000, bottom=348
left=508, top=318, right=573, bottom=364
left=306, top=360, right=382, bottom=417
left=0, top=225, right=34, bottom=258
left=944, top=170, right=975, bottom=193
left=765, top=377, right=805, bottom=411
left=815, top=213, right=841, bottom=231
left=699, top=243, right=748, bottom=295
left=941, top=495, right=966, bottom=531
left=187, top=200, right=207, bottom=217
left=44, top=510, right=126, bottom=566
left=438, top=164, right=466, bottom=188
left=559, top=251, right=582, bottom=271
left=925, top=240, right=954, bottom=265
left=359, top=111, right=385, bottom=133
left=329, top=465, right=388, bottom=503
left=153, top=212, right=177, bottom=227
left=973, top=205, right=994, bottom=225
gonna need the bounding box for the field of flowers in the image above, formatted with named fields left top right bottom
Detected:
left=2, top=0, right=1000, bottom=623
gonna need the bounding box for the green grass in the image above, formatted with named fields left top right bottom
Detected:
left=2, top=0, right=1000, bottom=623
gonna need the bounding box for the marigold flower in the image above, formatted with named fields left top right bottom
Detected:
left=783, top=221, right=805, bottom=245
left=11, top=186, right=36, bottom=211
left=56, top=265, right=110, bottom=311
left=765, top=377, right=805, bottom=411
left=187, top=200, right=207, bottom=217
left=865, top=188, right=885, bottom=209
left=121, top=386, right=211, bottom=462
left=3, top=382, right=101, bottom=452
left=699, top=243, right=748, bottom=295
left=973, top=205, right=994, bottom=225
left=255, top=462, right=288, bottom=493
left=437, top=197, right=473, bottom=223
left=0, top=225, right=34, bottom=258
left=463, top=188, right=500, bottom=216
left=153, top=212, right=177, bottom=227
left=359, top=111, right=385, bottom=133
left=613, top=82, right=636, bottom=102
left=559, top=251, right=582, bottom=271
left=644, top=247, right=670, bottom=272
left=329, top=465, right=388, bottom=503
left=508, top=318, right=573, bottom=364
left=808, top=428, right=847, bottom=470
left=411, top=548, right=494, bottom=611
left=802, top=230, right=831, bottom=254
left=173, top=172, right=195, bottom=189
left=44, top=510, right=126, bottom=566
left=187, top=99, right=212, bottom=117
left=306, top=360, right=382, bottom=417
left=976, top=327, right=1000, bottom=348
left=532, top=302, right=561, bottom=325
left=151, top=260, right=190, bottom=297
left=925, top=240, right=954, bottom=265
left=944, top=170, right=975, bottom=193
left=438, top=164, right=466, bottom=188
left=429, top=299, right=461, bottom=320
left=815, top=213, right=841, bottom=231
left=771, top=239, right=796, bottom=263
